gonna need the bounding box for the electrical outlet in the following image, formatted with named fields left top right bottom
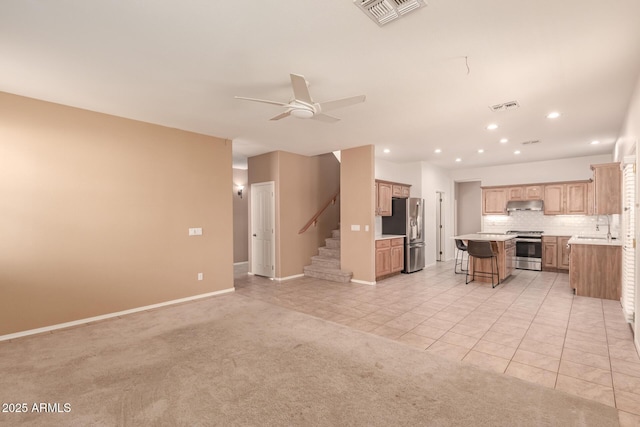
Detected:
left=197, top=273, right=203, bottom=281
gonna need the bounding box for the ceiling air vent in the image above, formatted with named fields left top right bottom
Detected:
left=354, top=0, right=426, bottom=26
left=521, top=140, right=541, bottom=145
left=489, top=101, right=520, bottom=112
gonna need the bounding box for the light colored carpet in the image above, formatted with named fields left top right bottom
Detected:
left=0, top=293, right=619, bottom=426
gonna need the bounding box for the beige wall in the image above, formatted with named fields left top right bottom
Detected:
left=340, top=145, right=375, bottom=283
left=0, top=92, right=233, bottom=336
left=232, top=168, right=248, bottom=263
left=455, top=181, right=481, bottom=235
left=247, top=151, right=340, bottom=279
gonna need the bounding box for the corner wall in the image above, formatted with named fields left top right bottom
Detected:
left=0, top=92, right=233, bottom=336
left=341, top=145, right=375, bottom=283
left=232, top=168, right=249, bottom=263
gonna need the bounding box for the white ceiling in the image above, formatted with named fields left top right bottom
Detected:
left=2, top=1, right=639, bottom=170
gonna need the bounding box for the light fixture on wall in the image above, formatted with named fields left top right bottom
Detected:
left=237, top=185, right=244, bottom=199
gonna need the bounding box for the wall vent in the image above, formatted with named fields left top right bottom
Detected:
left=354, top=0, right=426, bottom=26
left=489, top=101, right=520, bottom=112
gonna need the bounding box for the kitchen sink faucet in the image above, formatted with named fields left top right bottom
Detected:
left=596, top=215, right=612, bottom=240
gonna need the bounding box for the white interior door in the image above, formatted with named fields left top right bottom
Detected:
left=436, top=191, right=444, bottom=261
left=251, top=182, right=275, bottom=278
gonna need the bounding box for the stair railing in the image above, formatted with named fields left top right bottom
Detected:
left=298, top=190, right=340, bottom=234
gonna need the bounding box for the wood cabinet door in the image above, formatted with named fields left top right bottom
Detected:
left=377, top=182, right=392, bottom=216
left=543, top=241, right=558, bottom=268
left=592, top=163, right=621, bottom=215
left=558, top=237, right=571, bottom=270
left=507, top=186, right=524, bottom=201
left=392, top=184, right=403, bottom=197
left=390, top=245, right=404, bottom=273
left=401, top=186, right=410, bottom=198
left=566, top=182, right=588, bottom=215
left=482, top=188, right=507, bottom=215
left=375, top=248, right=391, bottom=277
left=543, top=185, right=564, bottom=215
left=525, top=185, right=543, bottom=200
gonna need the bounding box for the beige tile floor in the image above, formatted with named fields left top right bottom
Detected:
left=235, top=261, right=640, bottom=426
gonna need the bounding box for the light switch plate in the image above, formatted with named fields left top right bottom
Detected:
left=189, top=228, right=203, bottom=236
left=351, top=224, right=360, bottom=231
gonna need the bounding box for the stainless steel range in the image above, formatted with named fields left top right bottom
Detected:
left=506, top=230, right=543, bottom=271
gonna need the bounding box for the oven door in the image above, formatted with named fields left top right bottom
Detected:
left=516, top=239, right=542, bottom=258
left=515, top=239, right=542, bottom=270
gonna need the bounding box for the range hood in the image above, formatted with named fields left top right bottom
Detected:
left=506, top=200, right=544, bottom=212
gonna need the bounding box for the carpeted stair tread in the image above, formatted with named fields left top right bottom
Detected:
left=311, top=255, right=341, bottom=269
left=303, top=265, right=353, bottom=283
left=318, top=246, right=340, bottom=258
left=325, top=237, right=341, bottom=248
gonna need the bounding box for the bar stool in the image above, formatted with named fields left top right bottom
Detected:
left=454, top=239, right=468, bottom=274
left=465, top=240, right=500, bottom=288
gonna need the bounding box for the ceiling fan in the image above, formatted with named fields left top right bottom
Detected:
left=235, top=73, right=366, bottom=123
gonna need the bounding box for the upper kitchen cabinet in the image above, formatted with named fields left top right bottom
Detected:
left=375, top=180, right=410, bottom=216
left=591, top=162, right=621, bottom=215
left=375, top=181, right=392, bottom=216
left=482, top=188, right=507, bottom=215
left=543, top=182, right=588, bottom=215
left=507, top=185, right=543, bottom=201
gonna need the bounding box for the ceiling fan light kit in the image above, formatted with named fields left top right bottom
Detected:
left=235, top=74, right=366, bottom=123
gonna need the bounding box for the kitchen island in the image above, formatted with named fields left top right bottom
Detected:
left=453, top=234, right=517, bottom=284
left=568, top=236, right=622, bottom=300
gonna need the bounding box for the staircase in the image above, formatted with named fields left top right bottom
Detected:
left=303, top=228, right=353, bottom=283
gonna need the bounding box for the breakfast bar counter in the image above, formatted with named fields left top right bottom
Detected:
left=453, top=234, right=517, bottom=284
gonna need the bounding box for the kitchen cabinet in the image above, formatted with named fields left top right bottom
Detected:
left=504, top=238, right=516, bottom=277
left=482, top=188, right=507, bottom=215
left=376, top=181, right=392, bottom=216
left=376, top=238, right=404, bottom=279
left=543, top=182, right=588, bottom=215
left=507, top=185, right=543, bottom=201
left=375, top=239, right=391, bottom=277
left=375, top=180, right=410, bottom=216
left=570, top=243, right=621, bottom=300
left=542, top=236, right=570, bottom=271
left=591, top=162, right=621, bottom=215
left=392, top=184, right=410, bottom=198
left=542, top=237, right=558, bottom=269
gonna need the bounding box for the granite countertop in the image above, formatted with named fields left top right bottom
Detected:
left=375, top=234, right=405, bottom=240
left=452, top=233, right=517, bottom=242
left=568, top=236, right=623, bottom=246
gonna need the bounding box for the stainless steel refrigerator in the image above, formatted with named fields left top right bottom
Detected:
left=382, top=197, right=426, bottom=273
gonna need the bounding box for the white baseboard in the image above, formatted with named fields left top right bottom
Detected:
left=0, top=287, right=235, bottom=342
left=233, top=261, right=248, bottom=266
left=275, top=274, right=304, bottom=282
left=351, top=279, right=376, bottom=286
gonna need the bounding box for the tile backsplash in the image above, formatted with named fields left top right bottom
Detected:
left=482, top=210, right=620, bottom=237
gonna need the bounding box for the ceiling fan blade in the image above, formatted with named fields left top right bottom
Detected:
left=235, top=96, right=291, bottom=107
left=312, top=113, right=340, bottom=123
left=290, top=74, right=313, bottom=103
left=318, top=95, right=366, bottom=113
left=269, top=111, right=292, bottom=121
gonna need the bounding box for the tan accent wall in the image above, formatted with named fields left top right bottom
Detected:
left=340, top=145, right=375, bottom=283
left=0, top=91, right=233, bottom=336
left=248, top=151, right=340, bottom=279
left=232, top=168, right=249, bottom=263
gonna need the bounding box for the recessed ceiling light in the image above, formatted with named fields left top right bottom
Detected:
left=383, top=148, right=390, bottom=153
left=546, top=112, right=561, bottom=119
left=434, top=148, right=442, bottom=153
left=455, top=158, right=462, bottom=162
left=486, top=124, right=498, bottom=130
left=499, top=138, right=508, bottom=144
left=590, top=140, right=600, bottom=145
left=514, top=150, right=521, bottom=155
left=478, top=149, right=484, bottom=154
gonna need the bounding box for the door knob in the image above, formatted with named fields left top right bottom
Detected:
left=252, top=234, right=257, bottom=237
